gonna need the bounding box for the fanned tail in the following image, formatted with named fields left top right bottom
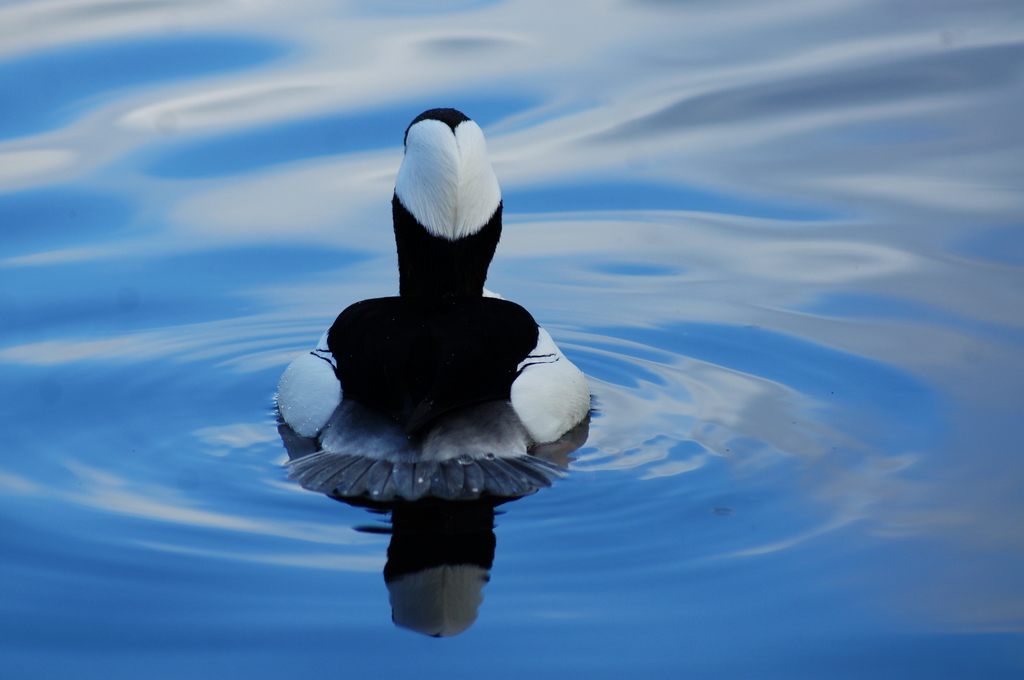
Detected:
left=286, top=451, right=565, bottom=501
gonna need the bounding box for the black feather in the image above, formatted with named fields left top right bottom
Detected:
left=328, top=296, right=539, bottom=434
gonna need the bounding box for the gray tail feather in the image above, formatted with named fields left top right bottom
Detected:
left=287, top=451, right=566, bottom=501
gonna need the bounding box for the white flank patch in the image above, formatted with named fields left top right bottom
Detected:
left=511, top=328, right=591, bottom=444
left=395, top=118, right=501, bottom=240
left=277, top=349, right=342, bottom=438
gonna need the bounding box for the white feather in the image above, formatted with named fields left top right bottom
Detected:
left=453, top=121, right=501, bottom=235
left=395, top=118, right=501, bottom=240
left=277, top=332, right=341, bottom=438
left=510, top=328, right=590, bottom=444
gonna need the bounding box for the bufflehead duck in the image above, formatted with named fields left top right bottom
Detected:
left=277, top=108, right=590, bottom=500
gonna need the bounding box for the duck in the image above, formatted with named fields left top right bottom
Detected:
left=276, top=108, right=590, bottom=501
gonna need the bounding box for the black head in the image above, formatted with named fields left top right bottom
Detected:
left=404, top=108, right=471, bottom=144
left=393, top=109, right=503, bottom=298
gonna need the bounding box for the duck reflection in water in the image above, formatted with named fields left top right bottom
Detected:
left=275, top=108, right=591, bottom=635
left=280, top=416, right=589, bottom=637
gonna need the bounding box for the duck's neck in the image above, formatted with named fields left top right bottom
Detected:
left=393, top=195, right=502, bottom=298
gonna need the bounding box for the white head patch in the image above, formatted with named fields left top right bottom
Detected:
left=395, top=118, right=501, bottom=240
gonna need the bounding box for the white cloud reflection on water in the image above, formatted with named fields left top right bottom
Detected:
left=4, top=0, right=1021, bottom=217
left=0, top=458, right=383, bottom=547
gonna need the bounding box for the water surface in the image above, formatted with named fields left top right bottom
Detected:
left=1, top=0, right=1023, bottom=678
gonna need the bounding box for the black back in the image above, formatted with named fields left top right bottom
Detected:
left=328, top=296, right=539, bottom=434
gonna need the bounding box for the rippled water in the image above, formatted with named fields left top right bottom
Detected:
left=2, top=0, right=1023, bottom=677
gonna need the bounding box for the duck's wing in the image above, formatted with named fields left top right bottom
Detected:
left=276, top=331, right=342, bottom=437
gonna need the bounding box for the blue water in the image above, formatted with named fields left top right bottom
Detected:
left=0, top=187, right=131, bottom=255
left=145, top=94, right=539, bottom=178
left=504, top=181, right=839, bottom=220
left=1, top=1, right=1023, bottom=678
left=0, top=35, right=286, bottom=140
